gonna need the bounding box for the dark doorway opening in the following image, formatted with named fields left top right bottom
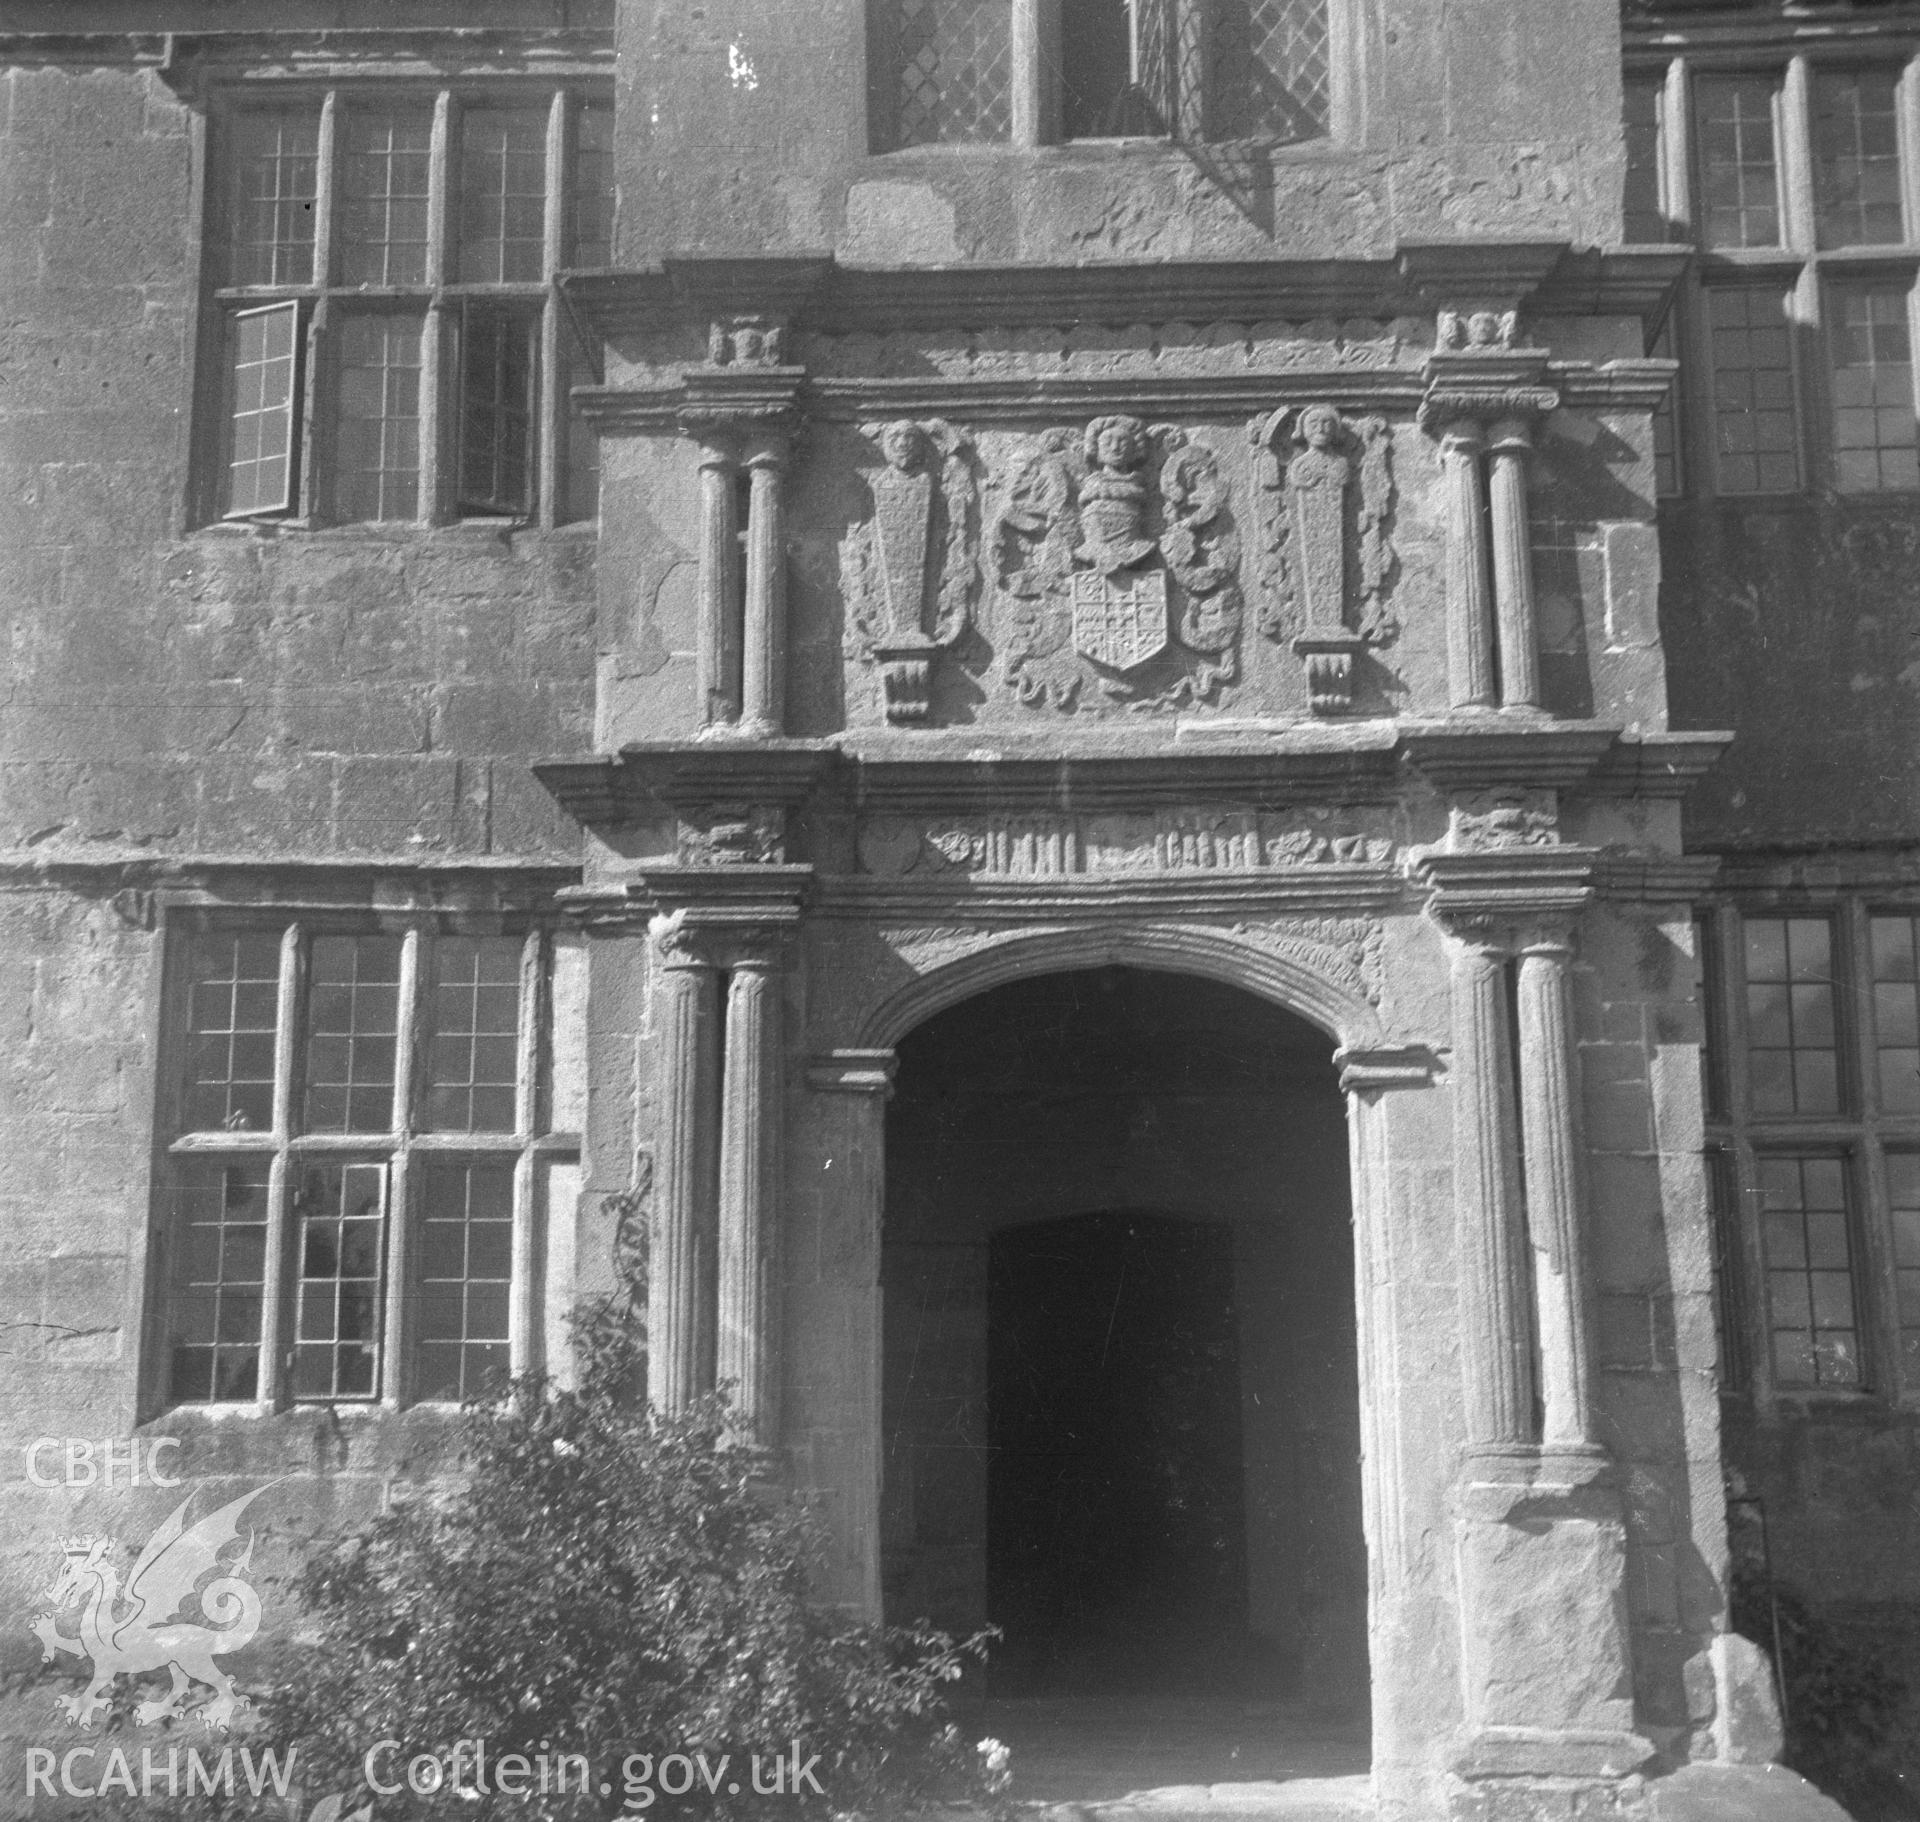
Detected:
left=988, top=1210, right=1250, bottom=1694
left=881, top=966, right=1368, bottom=1717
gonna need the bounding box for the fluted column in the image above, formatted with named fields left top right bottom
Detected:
left=1488, top=415, right=1541, bottom=712
left=1450, top=937, right=1535, bottom=1447
left=649, top=928, right=722, bottom=1411
left=1441, top=421, right=1496, bottom=710
left=1516, top=928, right=1595, bottom=1447
left=741, top=440, right=789, bottom=737
left=717, top=943, right=783, bottom=1445
left=696, top=443, right=743, bottom=729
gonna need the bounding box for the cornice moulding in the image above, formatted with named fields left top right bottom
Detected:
left=1583, top=730, right=1733, bottom=796
left=563, top=245, right=1686, bottom=342
left=811, top=871, right=1405, bottom=918
left=539, top=723, right=1729, bottom=829
left=1400, top=723, right=1624, bottom=793
left=576, top=360, right=1682, bottom=434
left=1590, top=853, right=1722, bottom=901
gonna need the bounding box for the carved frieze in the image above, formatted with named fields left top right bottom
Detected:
left=1435, top=309, right=1522, bottom=354
left=675, top=803, right=789, bottom=866
left=844, top=419, right=981, bottom=724
left=1447, top=789, right=1562, bottom=852
left=995, top=415, right=1245, bottom=713
left=857, top=809, right=1393, bottom=879
left=707, top=315, right=788, bottom=367
left=1251, top=404, right=1396, bottom=714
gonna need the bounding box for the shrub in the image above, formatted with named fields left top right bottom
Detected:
left=1731, top=1563, right=1920, bottom=1822
left=78, top=1318, right=996, bottom=1821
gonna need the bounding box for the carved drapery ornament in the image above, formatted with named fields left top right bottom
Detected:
left=846, top=419, right=980, bottom=724
left=995, top=415, right=1244, bottom=713
left=1252, top=404, right=1395, bottom=715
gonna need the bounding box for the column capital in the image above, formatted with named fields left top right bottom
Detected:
left=676, top=363, right=804, bottom=444
left=1514, top=919, right=1579, bottom=960
left=1410, top=845, right=1597, bottom=948
left=651, top=911, right=722, bottom=971
left=1486, top=413, right=1538, bottom=453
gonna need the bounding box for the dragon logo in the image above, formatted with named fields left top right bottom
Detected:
left=30, top=1484, right=272, bottom=1731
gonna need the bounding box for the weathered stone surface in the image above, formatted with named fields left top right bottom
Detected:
left=1646, top=1762, right=1852, bottom=1822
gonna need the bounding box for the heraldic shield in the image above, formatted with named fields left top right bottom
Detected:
left=1070, top=569, right=1170, bottom=672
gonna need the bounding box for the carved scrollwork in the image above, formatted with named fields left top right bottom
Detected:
left=993, top=416, right=1245, bottom=714
left=1250, top=404, right=1397, bottom=713
left=845, top=418, right=982, bottom=724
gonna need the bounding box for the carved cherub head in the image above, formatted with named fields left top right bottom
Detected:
left=1084, top=414, right=1145, bottom=474
left=878, top=419, right=928, bottom=473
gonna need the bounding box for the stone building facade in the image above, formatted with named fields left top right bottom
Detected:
left=0, top=0, right=1913, bottom=1818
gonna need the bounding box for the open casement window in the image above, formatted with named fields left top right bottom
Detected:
left=223, top=301, right=302, bottom=518
left=869, top=0, right=1333, bottom=150
left=1621, top=49, right=1920, bottom=497
left=152, top=918, right=585, bottom=1412
left=203, top=86, right=611, bottom=528
left=1700, top=899, right=1920, bottom=1403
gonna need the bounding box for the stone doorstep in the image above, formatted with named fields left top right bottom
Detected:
left=1029, top=1776, right=1376, bottom=1820
left=932, top=1763, right=1858, bottom=1822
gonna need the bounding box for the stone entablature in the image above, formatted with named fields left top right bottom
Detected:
left=570, top=244, right=1682, bottom=741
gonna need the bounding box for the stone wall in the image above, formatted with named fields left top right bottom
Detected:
left=1, top=54, right=597, bottom=867
left=0, top=45, right=601, bottom=1709
left=1663, top=501, right=1920, bottom=850
left=615, top=0, right=1625, bottom=264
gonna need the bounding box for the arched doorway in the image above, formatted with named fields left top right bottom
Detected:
left=880, top=966, right=1368, bottom=1712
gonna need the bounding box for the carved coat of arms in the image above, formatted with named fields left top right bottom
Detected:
left=995, top=415, right=1244, bottom=712
left=845, top=418, right=981, bottom=725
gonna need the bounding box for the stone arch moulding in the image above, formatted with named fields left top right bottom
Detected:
left=849, top=920, right=1395, bottom=1058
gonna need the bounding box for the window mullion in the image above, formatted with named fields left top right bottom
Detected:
left=258, top=923, right=305, bottom=1411
left=296, top=93, right=341, bottom=524
left=422, top=91, right=457, bottom=525
left=510, top=928, right=547, bottom=1378
left=394, top=925, right=424, bottom=1139
left=1777, top=60, right=1827, bottom=490
left=1898, top=54, right=1920, bottom=245
left=1731, top=1136, right=1776, bottom=1405
left=1012, top=0, right=1059, bottom=147
left=1857, top=1130, right=1902, bottom=1395
left=511, top=1150, right=539, bottom=1379
left=1664, top=57, right=1694, bottom=236
left=313, top=90, right=340, bottom=290
left=516, top=926, right=545, bottom=1142
left=383, top=926, right=425, bottom=1408
left=1790, top=262, right=1825, bottom=492
left=1831, top=899, right=1889, bottom=1391
left=1781, top=56, right=1818, bottom=254
left=1713, top=903, right=1780, bottom=1401
left=537, top=90, right=568, bottom=529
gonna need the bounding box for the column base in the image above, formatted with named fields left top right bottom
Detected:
left=1452, top=1725, right=1657, bottom=1780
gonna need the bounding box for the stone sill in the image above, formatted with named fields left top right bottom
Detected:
left=183, top=518, right=597, bottom=549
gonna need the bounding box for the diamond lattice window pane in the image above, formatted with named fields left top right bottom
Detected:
left=891, top=0, right=1013, bottom=146
left=1210, top=0, right=1330, bottom=142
